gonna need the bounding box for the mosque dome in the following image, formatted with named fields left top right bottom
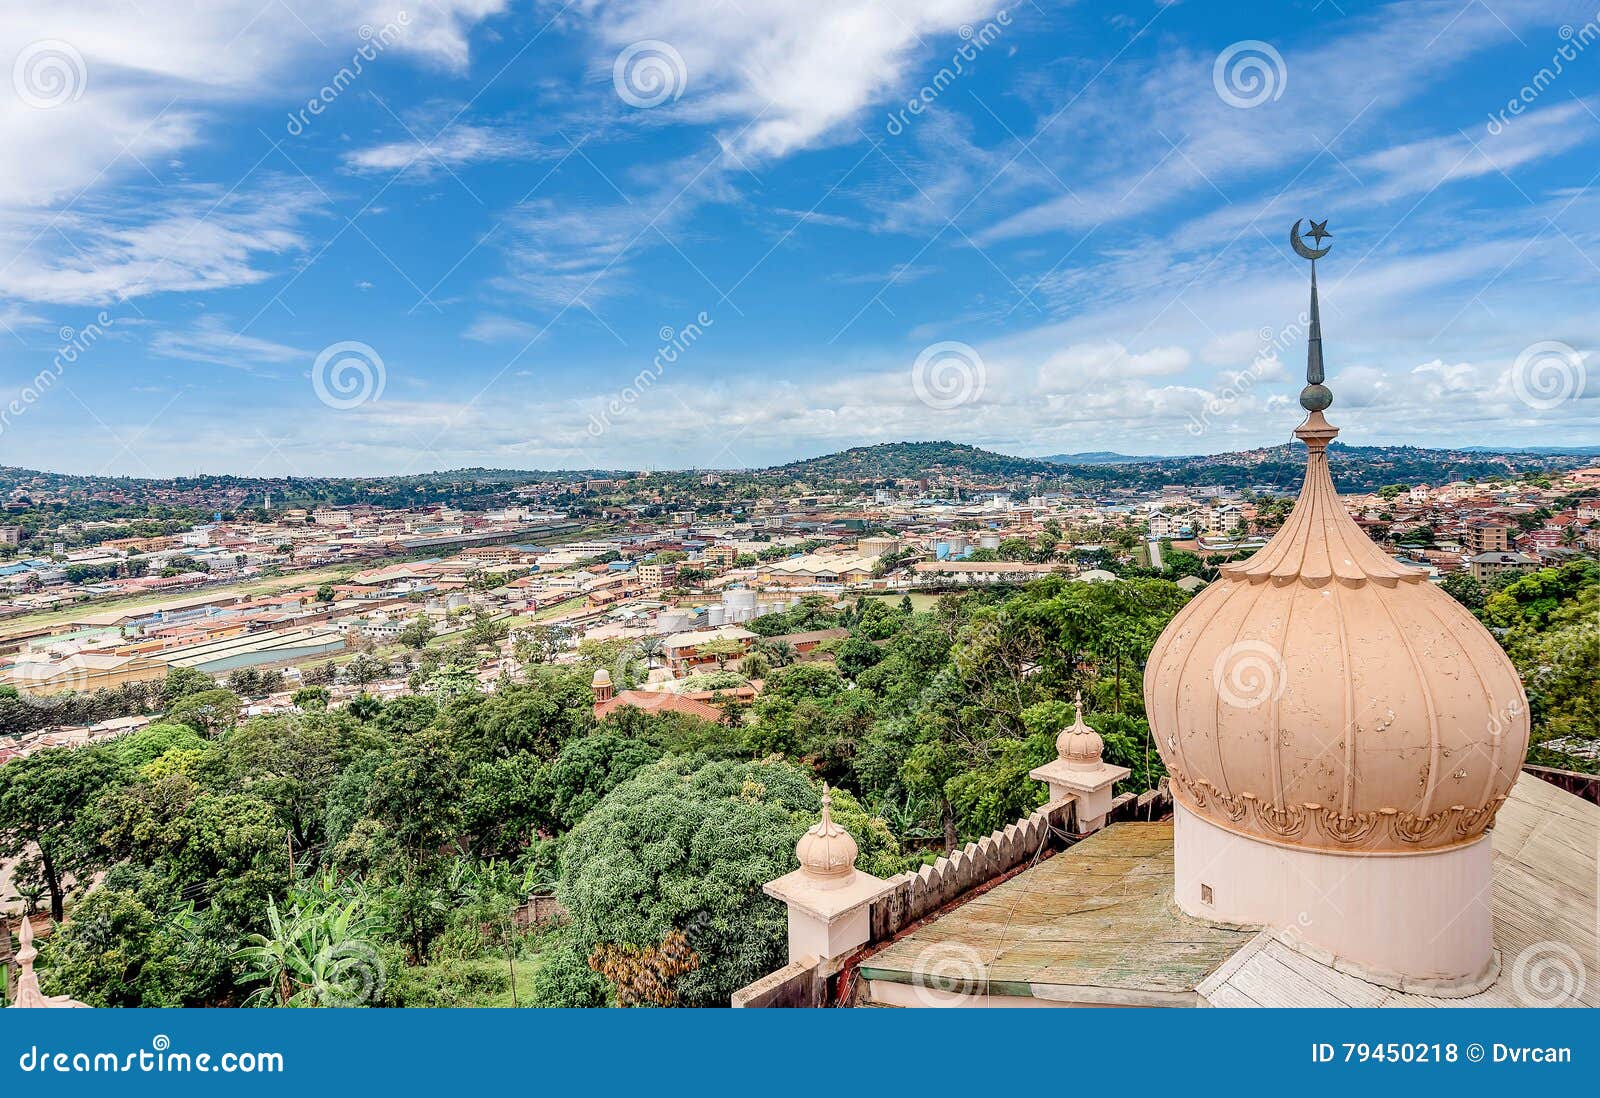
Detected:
left=1144, top=247, right=1529, bottom=857
left=795, top=786, right=859, bottom=889
left=591, top=667, right=612, bottom=688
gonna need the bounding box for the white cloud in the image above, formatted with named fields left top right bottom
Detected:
left=572, top=0, right=997, bottom=159
left=148, top=314, right=306, bottom=371
left=0, top=2, right=510, bottom=305
left=346, top=124, right=548, bottom=174
left=463, top=314, right=541, bottom=342
left=0, top=180, right=320, bottom=305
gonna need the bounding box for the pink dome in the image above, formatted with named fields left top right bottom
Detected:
left=1144, top=410, right=1529, bottom=854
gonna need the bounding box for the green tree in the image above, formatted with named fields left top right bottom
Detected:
left=0, top=745, right=124, bottom=920
left=398, top=617, right=436, bottom=650
left=541, top=758, right=815, bottom=1007
left=165, top=688, right=241, bottom=739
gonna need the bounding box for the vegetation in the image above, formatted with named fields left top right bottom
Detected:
left=7, top=555, right=1596, bottom=1008
left=1448, top=561, right=1599, bottom=770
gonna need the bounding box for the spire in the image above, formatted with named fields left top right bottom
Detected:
left=1222, top=221, right=1423, bottom=587
left=9, top=917, right=86, bottom=1008
left=1294, top=218, right=1333, bottom=413
left=1305, top=262, right=1324, bottom=386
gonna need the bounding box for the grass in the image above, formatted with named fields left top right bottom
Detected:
left=482, top=952, right=545, bottom=1008
left=527, top=596, right=587, bottom=621
left=863, top=592, right=941, bottom=612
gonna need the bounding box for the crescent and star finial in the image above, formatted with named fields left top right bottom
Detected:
left=1292, top=218, right=1333, bottom=412
left=1290, top=218, right=1331, bottom=260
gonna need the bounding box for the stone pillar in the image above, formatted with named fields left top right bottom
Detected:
left=1028, top=695, right=1130, bottom=833
left=762, top=786, right=892, bottom=971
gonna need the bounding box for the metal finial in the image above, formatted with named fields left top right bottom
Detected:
left=1291, top=219, right=1333, bottom=412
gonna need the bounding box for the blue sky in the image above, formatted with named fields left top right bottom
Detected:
left=0, top=0, right=1597, bottom=476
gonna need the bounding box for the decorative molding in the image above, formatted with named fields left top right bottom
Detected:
left=1169, top=769, right=1507, bottom=854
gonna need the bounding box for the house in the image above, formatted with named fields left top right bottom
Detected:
left=590, top=669, right=728, bottom=723
left=661, top=625, right=756, bottom=674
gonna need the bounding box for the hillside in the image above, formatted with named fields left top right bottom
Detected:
left=1056, top=441, right=1587, bottom=494
left=764, top=441, right=1063, bottom=483
left=1041, top=451, right=1171, bottom=465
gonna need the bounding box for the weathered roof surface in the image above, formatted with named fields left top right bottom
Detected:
left=1197, top=774, right=1599, bottom=1007
left=859, top=822, right=1255, bottom=1006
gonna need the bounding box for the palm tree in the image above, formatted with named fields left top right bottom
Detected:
left=234, top=874, right=387, bottom=1007
left=637, top=636, right=664, bottom=670
left=757, top=639, right=797, bottom=667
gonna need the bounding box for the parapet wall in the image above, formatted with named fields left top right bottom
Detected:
left=734, top=783, right=1172, bottom=1007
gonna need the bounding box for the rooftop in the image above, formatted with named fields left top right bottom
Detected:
left=855, top=774, right=1597, bottom=1008
left=859, top=821, right=1256, bottom=1007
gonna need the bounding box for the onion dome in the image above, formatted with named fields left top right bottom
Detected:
left=1056, top=693, right=1106, bottom=772
left=1144, top=228, right=1529, bottom=854
left=795, top=785, right=859, bottom=888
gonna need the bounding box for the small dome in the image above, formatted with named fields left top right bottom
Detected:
left=1056, top=693, right=1104, bottom=771
left=591, top=667, right=612, bottom=687
left=795, top=785, right=858, bottom=889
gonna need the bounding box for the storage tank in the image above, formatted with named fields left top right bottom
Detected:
left=656, top=609, right=694, bottom=632
left=978, top=533, right=1002, bottom=550
left=705, top=605, right=726, bottom=627
left=723, top=588, right=758, bottom=616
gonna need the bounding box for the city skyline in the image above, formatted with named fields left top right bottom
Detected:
left=1, top=0, right=1598, bottom=477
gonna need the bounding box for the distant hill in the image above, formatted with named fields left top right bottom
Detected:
left=766, top=441, right=1062, bottom=482
left=1051, top=441, right=1586, bottom=494
left=757, top=439, right=1584, bottom=494
left=1041, top=451, right=1171, bottom=465
left=0, top=436, right=1586, bottom=514
left=1456, top=445, right=1600, bottom=457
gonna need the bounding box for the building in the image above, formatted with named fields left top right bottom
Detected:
left=0, top=526, right=20, bottom=547
left=1461, top=522, right=1510, bottom=555
left=636, top=561, right=678, bottom=588
left=661, top=625, right=756, bottom=674
left=3, top=651, right=168, bottom=695
left=1469, top=551, right=1539, bottom=581
left=590, top=669, right=729, bottom=723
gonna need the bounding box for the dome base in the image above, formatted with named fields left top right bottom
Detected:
left=1174, top=803, right=1496, bottom=995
